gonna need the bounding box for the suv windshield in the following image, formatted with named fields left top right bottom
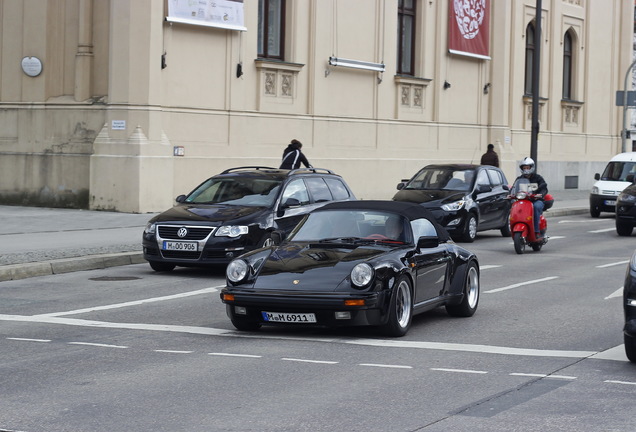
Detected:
left=601, top=162, right=636, bottom=182
left=405, top=167, right=475, bottom=191
left=185, top=178, right=281, bottom=206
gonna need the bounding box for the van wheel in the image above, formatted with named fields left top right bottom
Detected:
left=590, top=206, right=600, bottom=218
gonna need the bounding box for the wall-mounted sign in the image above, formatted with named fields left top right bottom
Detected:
left=111, top=120, right=126, bottom=130
left=166, top=0, right=246, bottom=31
left=21, top=56, right=43, bottom=77
left=448, top=0, right=491, bottom=60
left=173, top=146, right=185, bottom=156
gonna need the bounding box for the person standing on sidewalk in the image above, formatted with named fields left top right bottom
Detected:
left=280, top=139, right=312, bottom=170
left=480, top=143, right=499, bottom=167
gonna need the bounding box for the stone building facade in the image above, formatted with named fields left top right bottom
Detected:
left=0, top=0, right=632, bottom=212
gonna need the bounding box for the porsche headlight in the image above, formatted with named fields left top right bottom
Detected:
left=216, top=225, right=249, bottom=238
left=441, top=200, right=465, bottom=212
left=144, top=222, right=156, bottom=235
left=227, top=259, right=249, bottom=283
left=351, top=263, right=374, bottom=288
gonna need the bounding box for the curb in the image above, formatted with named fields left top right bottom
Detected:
left=0, top=252, right=145, bottom=282
left=544, top=207, right=588, bottom=218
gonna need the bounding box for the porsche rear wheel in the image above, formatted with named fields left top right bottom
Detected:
left=381, top=276, right=413, bottom=337
left=446, top=262, right=479, bottom=317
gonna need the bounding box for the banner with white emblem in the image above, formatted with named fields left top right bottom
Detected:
left=448, top=0, right=490, bottom=60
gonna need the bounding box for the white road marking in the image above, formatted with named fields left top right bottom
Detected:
left=480, top=265, right=501, bottom=270
left=359, top=363, right=412, bottom=369
left=596, top=261, right=629, bottom=269
left=589, top=228, right=617, bottom=233
left=509, top=373, right=576, bottom=380
left=431, top=368, right=487, bottom=374
left=605, top=287, right=623, bottom=300
left=605, top=380, right=636, bottom=386
left=7, top=337, right=50, bottom=343
left=558, top=219, right=609, bottom=224
left=154, top=350, right=193, bottom=354
left=0, top=314, right=611, bottom=360
left=282, top=358, right=338, bottom=365
left=484, top=276, right=559, bottom=294
left=36, top=286, right=222, bottom=317
left=589, top=345, right=627, bottom=361
left=68, top=342, right=127, bottom=349
left=208, top=352, right=262, bottom=358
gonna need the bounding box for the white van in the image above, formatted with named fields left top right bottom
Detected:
left=589, top=152, right=636, bottom=217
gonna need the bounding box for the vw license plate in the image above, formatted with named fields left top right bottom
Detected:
left=262, top=311, right=317, bottom=323
left=604, top=200, right=616, bottom=206
left=162, top=241, right=198, bottom=251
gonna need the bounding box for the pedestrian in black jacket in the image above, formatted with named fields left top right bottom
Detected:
left=280, top=139, right=312, bottom=170
left=480, top=143, right=499, bottom=167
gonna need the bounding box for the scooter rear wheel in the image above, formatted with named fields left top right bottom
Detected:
left=531, top=242, right=543, bottom=252
left=513, top=232, right=525, bottom=254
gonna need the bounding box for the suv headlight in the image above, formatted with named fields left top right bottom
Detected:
left=441, top=200, right=466, bottom=212
left=216, top=225, right=249, bottom=238
left=144, top=222, right=156, bottom=235
left=351, top=263, right=374, bottom=288
left=618, top=193, right=636, bottom=203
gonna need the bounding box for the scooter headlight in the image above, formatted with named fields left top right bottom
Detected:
left=516, top=192, right=527, bottom=200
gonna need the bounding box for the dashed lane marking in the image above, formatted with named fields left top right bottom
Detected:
left=605, top=287, right=623, bottom=300
left=483, top=276, right=559, bottom=294
left=431, top=368, right=487, bottom=374
left=68, top=341, right=127, bottom=349
left=596, top=261, right=629, bottom=268
left=359, top=363, right=413, bottom=369
left=282, top=358, right=339, bottom=364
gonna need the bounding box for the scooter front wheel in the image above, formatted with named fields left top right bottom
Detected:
left=513, top=232, right=525, bottom=254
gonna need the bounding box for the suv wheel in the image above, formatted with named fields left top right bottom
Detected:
left=149, top=262, right=176, bottom=272
left=616, top=219, right=634, bottom=237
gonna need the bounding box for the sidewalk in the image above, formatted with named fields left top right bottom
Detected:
left=0, top=189, right=589, bottom=282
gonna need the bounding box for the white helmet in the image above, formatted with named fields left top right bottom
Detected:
left=519, top=157, right=535, bottom=175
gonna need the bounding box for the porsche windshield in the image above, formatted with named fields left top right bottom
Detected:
left=185, top=178, right=281, bottom=206
left=290, top=210, right=411, bottom=244
left=405, top=167, right=475, bottom=191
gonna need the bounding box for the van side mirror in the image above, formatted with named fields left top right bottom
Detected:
left=417, top=236, right=439, bottom=249
left=594, top=173, right=600, bottom=181
left=628, top=174, right=635, bottom=183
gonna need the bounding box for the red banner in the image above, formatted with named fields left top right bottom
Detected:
left=448, top=0, right=490, bottom=59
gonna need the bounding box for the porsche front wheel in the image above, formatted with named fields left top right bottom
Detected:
left=381, top=276, right=413, bottom=337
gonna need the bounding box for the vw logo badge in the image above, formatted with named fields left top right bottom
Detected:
left=177, top=227, right=188, bottom=238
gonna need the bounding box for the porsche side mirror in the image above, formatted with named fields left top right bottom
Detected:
left=271, top=230, right=286, bottom=245
left=417, top=236, right=439, bottom=249
left=397, top=182, right=406, bottom=190
left=175, top=194, right=187, bottom=203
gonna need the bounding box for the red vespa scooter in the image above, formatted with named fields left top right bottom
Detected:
left=509, top=178, right=554, bottom=254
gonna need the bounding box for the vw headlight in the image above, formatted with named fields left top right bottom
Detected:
left=351, top=263, right=374, bottom=288
left=216, top=225, right=249, bottom=238
left=144, top=222, right=156, bottom=235
left=441, top=200, right=465, bottom=212
left=227, top=259, right=249, bottom=283
left=618, top=193, right=636, bottom=203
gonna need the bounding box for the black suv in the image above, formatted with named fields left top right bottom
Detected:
left=143, top=166, right=356, bottom=271
left=616, top=180, right=636, bottom=236
left=392, top=164, right=511, bottom=242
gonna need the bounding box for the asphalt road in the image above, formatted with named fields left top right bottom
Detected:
left=0, top=212, right=634, bottom=432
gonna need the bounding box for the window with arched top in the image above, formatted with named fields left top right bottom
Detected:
left=524, top=22, right=535, bottom=96
left=397, top=0, right=416, bottom=75
left=563, top=30, right=573, bottom=100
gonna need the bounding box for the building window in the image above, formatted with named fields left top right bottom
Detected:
left=397, top=0, right=416, bottom=75
left=524, top=22, right=535, bottom=96
left=258, top=0, right=285, bottom=60
left=562, top=30, right=573, bottom=100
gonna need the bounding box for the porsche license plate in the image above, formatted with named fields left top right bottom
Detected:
left=162, top=241, right=198, bottom=251
left=261, top=311, right=317, bottom=323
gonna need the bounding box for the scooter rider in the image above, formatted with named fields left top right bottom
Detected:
left=515, top=157, right=548, bottom=239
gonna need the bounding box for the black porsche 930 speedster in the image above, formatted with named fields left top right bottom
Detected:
left=220, top=200, right=480, bottom=337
